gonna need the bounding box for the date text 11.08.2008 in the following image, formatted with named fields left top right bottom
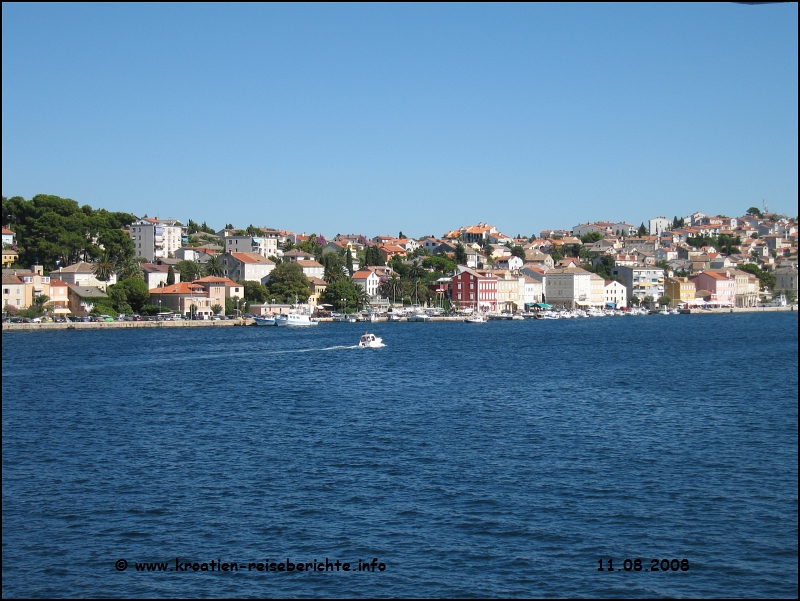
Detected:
left=598, top=558, right=689, bottom=572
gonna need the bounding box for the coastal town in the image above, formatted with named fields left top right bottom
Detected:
left=2, top=195, right=798, bottom=325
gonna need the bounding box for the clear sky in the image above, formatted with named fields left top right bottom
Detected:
left=2, top=3, right=797, bottom=238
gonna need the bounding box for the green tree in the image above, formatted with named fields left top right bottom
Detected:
left=111, top=278, right=150, bottom=312
left=363, top=245, right=385, bottom=266
left=658, top=295, right=672, bottom=307
left=139, top=304, right=162, bottom=316
left=344, top=248, right=354, bottom=275
left=579, top=232, right=604, bottom=244
left=33, top=294, right=50, bottom=314
left=176, top=260, right=203, bottom=282
left=355, top=284, right=370, bottom=310
left=454, top=243, right=467, bottom=265
left=243, top=281, right=269, bottom=303
left=510, top=245, right=526, bottom=260
left=211, top=303, right=223, bottom=315
left=205, top=256, right=223, bottom=277
left=166, top=266, right=176, bottom=286
left=381, top=273, right=403, bottom=305
left=93, top=252, right=115, bottom=284
left=264, top=262, right=311, bottom=303
left=739, top=263, right=775, bottom=290
left=637, top=223, right=648, bottom=236
left=422, top=255, right=457, bottom=274
left=321, top=277, right=358, bottom=313
left=115, top=256, right=143, bottom=280
left=746, top=207, right=763, bottom=217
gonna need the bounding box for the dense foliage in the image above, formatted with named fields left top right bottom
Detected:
left=263, top=262, right=311, bottom=303
left=2, top=194, right=137, bottom=269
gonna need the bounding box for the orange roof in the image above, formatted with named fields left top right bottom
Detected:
left=230, top=252, right=274, bottom=264
left=194, top=276, right=238, bottom=286
left=49, top=279, right=69, bottom=287
left=149, top=282, right=206, bottom=294
left=2, top=227, right=14, bottom=235
left=352, top=270, right=376, bottom=279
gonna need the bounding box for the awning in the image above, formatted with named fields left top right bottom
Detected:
left=53, top=307, right=72, bottom=314
left=606, top=302, right=616, bottom=307
left=536, top=303, right=551, bottom=308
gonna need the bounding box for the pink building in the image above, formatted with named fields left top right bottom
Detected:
left=691, top=271, right=736, bottom=305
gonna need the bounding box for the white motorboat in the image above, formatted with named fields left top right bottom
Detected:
left=466, top=315, right=486, bottom=323
left=511, top=314, right=525, bottom=320
left=407, top=312, right=430, bottom=322
left=275, top=312, right=318, bottom=327
left=659, top=308, right=670, bottom=315
left=358, top=332, right=384, bottom=348
left=253, top=316, right=277, bottom=326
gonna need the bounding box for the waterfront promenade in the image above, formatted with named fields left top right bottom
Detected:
left=2, top=305, right=795, bottom=332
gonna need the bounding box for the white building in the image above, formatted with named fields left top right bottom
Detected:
left=296, top=260, right=324, bottom=280
left=613, top=222, right=635, bottom=236
left=2, top=227, right=15, bottom=247
left=649, top=217, right=671, bottom=238
left=611, top=265, right=665, bottom=304
left=520, top=275, right=543, bottom=306
left=219, top=252, right=275, bottom=283
left=544, top=267, right=593, bottom=308
left=49, top=262, right=117, bottom=288
left=572, top=223, right=605, bottom=237
left=224, top=235, right=278, bottom=258
left=141, top=264, right=180, bottom=289
left=129, top=218, right=185, bottom=262
left=604, top=280, right=627, bottom=308
left=351, top=270, right=381, bottom=297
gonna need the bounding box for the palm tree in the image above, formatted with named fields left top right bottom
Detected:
left=33, top=294, right=50, bottom=314
left=116, top=256, right=143, bottom=280
left=324, top=265, right=346, bottom=284
left=93, top=252, right=115, bottom=283
left=355, top=284, right=370, bottom=310
left=206, top=256, right=223, bottom=277
left=384, top=273, right=402, bottom=305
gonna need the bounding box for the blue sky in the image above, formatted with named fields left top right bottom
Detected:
left=2, top=3, right=797, bottom=238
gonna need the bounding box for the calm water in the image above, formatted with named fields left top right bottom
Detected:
left=2, top=313, right=798, bottom=598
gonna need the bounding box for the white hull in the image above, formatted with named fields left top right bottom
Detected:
left=253, top=316, right=277, bottom=326
left=275, top=314, right=318, bottom=327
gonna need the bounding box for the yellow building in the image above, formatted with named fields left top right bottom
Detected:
left=308, top=277, right=327, bottom=307
left=665, top=277, right=696, bottom=306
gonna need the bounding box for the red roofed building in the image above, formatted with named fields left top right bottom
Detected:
left=351, top=270, right=381, bottom=297
left=149, top=280, right=225, bottom=317
left=378, top=244, right=407, bottom=262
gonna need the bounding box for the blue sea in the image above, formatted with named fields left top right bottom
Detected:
left=2, top=313, right=798, bottom=598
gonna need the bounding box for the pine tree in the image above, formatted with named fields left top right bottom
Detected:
left=166, top=266, right=175, bottom=286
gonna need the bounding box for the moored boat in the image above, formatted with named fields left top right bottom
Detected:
left=275, top=312, right=318, bottom=327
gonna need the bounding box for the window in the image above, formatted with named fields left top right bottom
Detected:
left=3, top=288, right=8, bottom=294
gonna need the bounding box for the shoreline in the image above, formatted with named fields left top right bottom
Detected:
left=2, top=305, right=795, bottom=332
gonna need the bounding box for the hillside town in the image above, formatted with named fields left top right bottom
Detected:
left=2, top=195, right=798, bottom=322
